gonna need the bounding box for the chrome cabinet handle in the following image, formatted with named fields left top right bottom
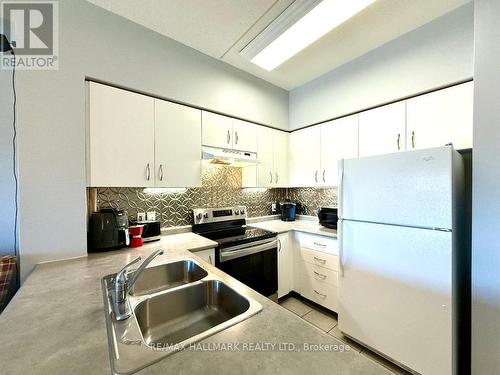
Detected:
left=275, top=172, right=278, bottom=183
left=397, top=133, right=401, bottom=150
left=313, top=256, right=326, bottom=264
left=159, top=164, right=164, bottom=181
left=322, top=170, right=326, bottom=183
left=315, top=170, right=318, bottom=183
left=227, top=130, right=231, bottom=144
left=146, top=163, right=151, bottom=181
left=235, top=131, right=238, bottom=144
left=411, top=131, right=415, bottom=148
left=278, top=239, right=282, bottom=252
left=314, top=271, right=327, bottom=279
left=208, top=255, right=212, bottom=265
left=313, top=241, right=326, bottom=247
left=314, top=290, right=327, bottom=298
left=269, top=171, right=273, bottom=183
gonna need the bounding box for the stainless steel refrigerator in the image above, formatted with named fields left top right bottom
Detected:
left=338, top=146, right=468, bottom=375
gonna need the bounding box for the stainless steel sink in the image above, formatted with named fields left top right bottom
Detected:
left=135, top=280, right=250, bottom=346
left=129, top=260, right=208, bottom=296
left=101, top=257, right=262, bottom=375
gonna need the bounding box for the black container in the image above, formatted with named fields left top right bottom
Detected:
left=318, top=207, right=338, bottom=229
left=280, top=202, right=297, bottom=221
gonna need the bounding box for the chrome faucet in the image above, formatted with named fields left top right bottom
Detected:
left=113, top=249, right=164, bottom=321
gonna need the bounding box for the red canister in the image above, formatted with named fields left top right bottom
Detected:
left=128, top=225, right=144, bottom=247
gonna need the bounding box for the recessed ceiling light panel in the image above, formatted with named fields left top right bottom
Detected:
left=241, top=0, right=376, bottom=71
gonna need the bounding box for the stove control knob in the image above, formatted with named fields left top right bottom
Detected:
left=235, top=209, right=239, bottom=215
left=196, top=213, right=202, bottom=221
left=203, top=213, right=209, bottom=219
left=240, top=209, right=245, bottom=215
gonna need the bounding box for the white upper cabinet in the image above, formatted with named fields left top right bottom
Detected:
left=202, top=112, right=257, bottom=152
left=273, top=130, right=289, bottom=187
left=289, top=126, right=321, bottom=187
left=88, top=82, right=155, bottom=187
left=201, top=111, right=233, bottom=149
left=232, top=119, right=257, bottom=152
left=406, top=81, right=473, bottom=151
left=255, top=126, right=274, bottom=187
left=320, top=114, right=359, bottom=186
left=246, top=126, right=289, bottom=188
left=358, top=101, right=406, bottom=157
left=154, top=100, right=202, bottom=187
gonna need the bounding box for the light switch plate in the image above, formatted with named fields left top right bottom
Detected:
left=137, top=212, right=146, bottom=221
left=146, top=211, right=156, bottom=221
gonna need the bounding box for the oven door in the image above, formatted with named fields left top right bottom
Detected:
left=216, top=238, right=278, bottom=298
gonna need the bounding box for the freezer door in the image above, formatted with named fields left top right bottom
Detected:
left=338, top=220, right=453, bottom=375
left=339, top=146, right=461, bottom=230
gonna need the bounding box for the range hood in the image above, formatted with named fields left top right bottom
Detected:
left=202, top=146, right=259, bottom=167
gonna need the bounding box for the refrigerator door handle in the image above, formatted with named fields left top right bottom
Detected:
left=338, top=218, right=344, bottom=277
left=338, top=159, right=344, bottom=219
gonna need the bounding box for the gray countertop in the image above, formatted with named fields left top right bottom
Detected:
left=0, top=232, right=389, bottom=375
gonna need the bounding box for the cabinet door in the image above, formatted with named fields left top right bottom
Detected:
left=273, top=130, right=289, bottom=187
left=154, top=100, right=202, bottom=187
left=201, top=111, right=233, bottom=149
left=194, top=248, right=215, bottom=266
left=320, top=114, right=358, bottom=186
left=406, top=82, right=473, bottom=151
left=88, top=82, right=155, bottom=187
left=256, top=126, right=274, bottom=187
left=232, top=119, right=257, bottom=152
left=358, top=102, right=406, bottom=157
left=278, top=233, right=294, bottom=298
left=289, top=126, right=321, bottom=187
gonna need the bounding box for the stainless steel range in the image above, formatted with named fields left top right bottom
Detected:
left=192, top=206, right=278, bottom=301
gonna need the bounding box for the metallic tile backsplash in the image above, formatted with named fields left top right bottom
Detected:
left=96, top=164, right=337, bottom=228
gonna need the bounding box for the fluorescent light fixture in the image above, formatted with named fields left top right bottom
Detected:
left=143, top=188, right=187, bottom=194
left=243, top=0, right=376, bottom=71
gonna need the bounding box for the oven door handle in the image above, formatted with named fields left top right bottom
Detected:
left=220, top=239, right=278, bottom=262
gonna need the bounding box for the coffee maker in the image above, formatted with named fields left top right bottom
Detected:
left=89, top=208, right=130, bottom=251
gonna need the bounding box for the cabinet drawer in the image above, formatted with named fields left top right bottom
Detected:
left=299, top=247, right=339, bottom=271
left=300, top=261, right=338, bottom=286
left=296, top=232, right=338, bottom=255
left=300, top=274, right=338, bottom=312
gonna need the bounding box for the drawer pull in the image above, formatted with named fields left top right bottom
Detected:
left=313, top=241, right=326, bottom=247
left=314, top=290, right=327, bottom=298
left=313, top=271, right=327, bottom=280
left=313, top=256, right=326, bottom=264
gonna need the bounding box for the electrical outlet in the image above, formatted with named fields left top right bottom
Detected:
left=146, top=211, right=156, bottom=221
left=137, top=212, right=146, bottom=221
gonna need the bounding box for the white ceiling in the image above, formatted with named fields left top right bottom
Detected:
left=86, top=0, right=472, bottom=90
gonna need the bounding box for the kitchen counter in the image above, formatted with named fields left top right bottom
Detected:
left=250, top=216, right=337, bottom=238
left=0, top=232, right=390, bottom=375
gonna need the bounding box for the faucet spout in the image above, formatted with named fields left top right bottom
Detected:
left=112, top=249, right=164, bottom=321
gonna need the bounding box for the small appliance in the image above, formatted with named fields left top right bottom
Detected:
left=89, top=208, right=129, bottom=251
left=192, top=206, right=278, bottom=300
left=129, top=220, right=161, bottom=242
left=318, top=207, right=338, bottom=229
left=279, top=201, right=297, bottom=221
left=128, top=225, right=144, bottom=248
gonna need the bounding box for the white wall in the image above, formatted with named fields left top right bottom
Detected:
left=289, top=3, right=474, bottom=130
left=0, top=65, right=16, bottom=256
left=471, top=0, right=500, bottom=373
left=14, top=0, right=288, bottom=280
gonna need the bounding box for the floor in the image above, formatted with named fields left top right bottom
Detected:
left=279, top=295, right=412, bottom=375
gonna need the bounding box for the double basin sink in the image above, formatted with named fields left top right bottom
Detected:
left=102, top=257, right=262, bottom=374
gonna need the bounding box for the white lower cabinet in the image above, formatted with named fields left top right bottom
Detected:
left=277, top=230, right=339, bottom=312
left=194, top=248, right=215, bottom=266
left=296, top=232, right=339, bottom=312
left=278, top=232, right=294, bottom=298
